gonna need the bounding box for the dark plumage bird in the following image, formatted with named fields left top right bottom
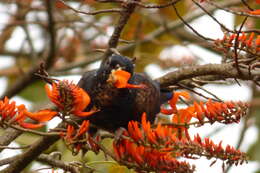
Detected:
left=78, top=54, right=172, bottom=132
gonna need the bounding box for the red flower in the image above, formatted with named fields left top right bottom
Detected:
left=23, top=109, right=57, bottom=123
left=62, top=120, right=90, bottom=142
left=113, top=139, right=194, bottom=172
left=126, top=113, right=177, bottom=146
left=18, top=121, right=45, bottom=129
left=245, top=32, right=255, bottom=47
left=161, top=91, right=190, bottom=115
left=161, top=91, right=248, bottom=125
left=45, top=80, right=97, bottom=117
left=0, top=97, right=48, bottom=129
left=256, top=35, right=260, bottom=46
left=249, top=9, right=260, bottom=15
left=74, top=120, right=90, bottom=139
left=0, top=97, right=16, bottom=121
left=128, top=120, right=143, bottom=142
left=14, top=105, right=47, bottom=129
left=64, top=124, right=75, bottom=143
left=108, top=69, right=146, bottom=89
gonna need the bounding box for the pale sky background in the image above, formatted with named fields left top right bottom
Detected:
left=0, top=3, right=259, bottom=173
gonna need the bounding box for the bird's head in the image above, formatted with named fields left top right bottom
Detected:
left=97, top=54, right=135, bottom=83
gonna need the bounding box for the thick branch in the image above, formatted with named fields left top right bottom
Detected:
left=37, top=154, right=79, bottom=173
left=0, top=128, right=22, bottom=153
left=157, top=63, right=260, bottom=87
left=1, top=134, right=60, bottom=173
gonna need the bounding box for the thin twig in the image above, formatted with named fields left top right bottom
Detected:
left=172, top=4, right=214, bottom=42
left=190, top=82, right=223, bottom=102
left=176, top=83, right=221, bottom=102
left=192, top=0, right=233, bottom=33
left=57, top=0, right=122, bottom=15
left=53, top=0, right=243, bottom=72
left=241, top=0, right=253, bottom=11
left=9, top=124, right=60, bottom=136
left=233, top=17, right=248, bottom=76
left=206, top=1, right=260, bottom=19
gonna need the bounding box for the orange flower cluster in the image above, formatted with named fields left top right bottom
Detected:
left=192, top=134, right=247, bottom=166
left=161, top=91, right=248, bottom=126
left=214, top=32, right=260, bottom=54
left=114, top=113, right=247, bottom=172
left=112, top=91, right=248, bottom=171
left=61, top=121, right=89, bottom=154
left=193, top=100, right=248, bottom=124
left=62, top=120, right=90, bottom=143
left=127, top=113, right=180, bottom=145
left=61, top=121, right=101, bottom=155
left=0, top=80, right=97, bottom=129
left=0, top=97, right=57, bottom=129
left=45, top=80, right=96, bottom=117
left=113, top=139, right=194, bottom=173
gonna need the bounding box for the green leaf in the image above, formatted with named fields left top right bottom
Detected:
left=18, top=81, right=48, bottom=102
left=108, top=165, right=131, bottom=173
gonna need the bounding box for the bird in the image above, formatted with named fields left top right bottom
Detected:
left=77, top=54, right=172, bottom=133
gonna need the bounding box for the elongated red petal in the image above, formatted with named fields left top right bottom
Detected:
left=65, top=125, right=75, bottom=142
left=249, top=9, right=260, bottom=15
left=13, top=104, right=27, bottom=122
left=73, top=109, right=97, bottom=117
left=24, top=109, right=58, bottom=122
left=72, top=88, right=91, bottom=112
left=160, top=108, right=174, bottom=115
left=111, top=70, right=146, bottom=89
left=45, top=84, right=64, bottom=109
left=19, top=122, right=44, bottom=129
left=74, top=120, right=90, bottom=138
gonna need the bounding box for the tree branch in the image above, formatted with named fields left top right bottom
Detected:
left=51, top=0, right=243, bottom=73
left=36, top=154, right=80, bottom=173
left=104, top=0, right=140, bottom=58
left=0, top=0, right=57, bottom=159
left=0, top=134, right=60, bottom=173
left=0, top=128, right=22, bottom=153
left=0, top=0, right=56, bottom=100
left=157, top=63, right=260, bottom=87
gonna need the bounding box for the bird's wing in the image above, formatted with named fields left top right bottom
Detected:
left=128, top=73, right=161, bottom=122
